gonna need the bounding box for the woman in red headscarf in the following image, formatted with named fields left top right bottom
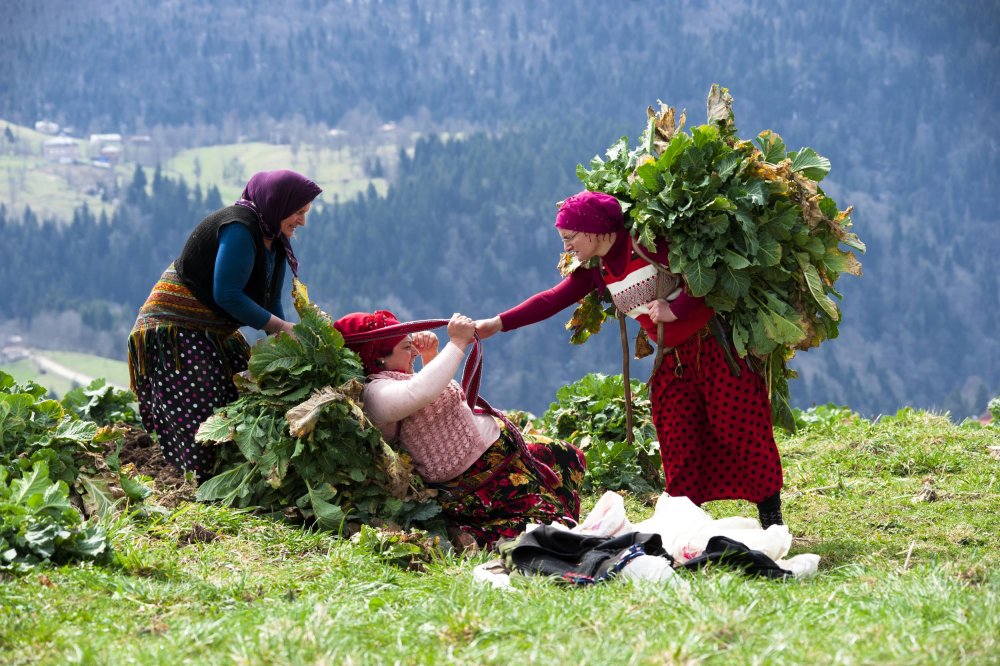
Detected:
left=334, top=310, right=586, bottom=550
left=128, top=170, right=322, bottom=481
left=476, top=191, right=785, bottom=528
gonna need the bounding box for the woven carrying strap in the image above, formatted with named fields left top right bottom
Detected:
left=344, top=319, right=562, bottom=491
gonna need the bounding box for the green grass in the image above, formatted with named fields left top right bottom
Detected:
left=1, top=411, right=998, bottom=665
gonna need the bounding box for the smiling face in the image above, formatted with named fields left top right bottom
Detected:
left=558, top=229, right=611, bottom=262
left=280, top=202, right=312, bottom=239
left=381, top=335, right=418, bottom=373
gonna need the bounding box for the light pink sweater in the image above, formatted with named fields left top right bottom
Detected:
left=363, top=343, right=501, bottom=483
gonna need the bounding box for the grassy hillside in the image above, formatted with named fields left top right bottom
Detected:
left=162, top=141, right=398, bottom=206
left=39, top=350, right=130, bottom=389
left=1, top=406, right=997, bottom=664
left=0, top=116, right=401, bottom=223
left=0, top=118, right=116, bottom=222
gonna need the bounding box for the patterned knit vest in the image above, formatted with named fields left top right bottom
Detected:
left=602, top=247, right=714, bottom=347
left=376, top=371, right=491, bottom=483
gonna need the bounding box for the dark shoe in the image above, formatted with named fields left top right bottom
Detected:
left=757, top=492, right=784, bottom=528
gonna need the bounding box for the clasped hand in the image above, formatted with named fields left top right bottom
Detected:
left=447, top=313, right=476, bottom=350
left=645, top=299, right=678, bottom=324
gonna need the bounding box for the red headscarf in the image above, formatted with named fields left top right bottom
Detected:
left=555, top=191, right=624, bottom=234
left=333, top=310, right=407, bottom=374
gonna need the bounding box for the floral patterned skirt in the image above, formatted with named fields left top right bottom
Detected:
left=432, top=426, right=586, bottom=550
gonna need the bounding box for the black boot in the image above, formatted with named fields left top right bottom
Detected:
left=757, top=491, right=783, bottom=528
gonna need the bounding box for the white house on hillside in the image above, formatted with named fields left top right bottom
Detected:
left=43, top=136, right=79, bottom=161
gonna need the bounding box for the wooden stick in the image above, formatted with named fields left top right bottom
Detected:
left=618, top=312, right=634, bottom=446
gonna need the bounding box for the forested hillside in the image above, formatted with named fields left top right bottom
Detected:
left=1, top=0, right=997, bottom=418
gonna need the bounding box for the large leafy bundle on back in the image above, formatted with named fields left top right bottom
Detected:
left=570, top=85, right=865, bottom=429
left=195, top=280, right=440, bottom=531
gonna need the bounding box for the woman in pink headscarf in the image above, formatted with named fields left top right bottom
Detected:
left=476, top=191, right=785, bottom=528
left=128, top=170, right=322, bottom=480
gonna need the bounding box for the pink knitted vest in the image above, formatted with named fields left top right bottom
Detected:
left=376, top=371, right=492, bottom=483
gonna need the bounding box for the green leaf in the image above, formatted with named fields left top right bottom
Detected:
left=684, top=262, right=717, bottom=297
left=802, top=263, right=840, bottom=320
left=9, top=461, right=53, bottom=505
left=755, top=131, right=787, bottom=163
left=744, top=180, right=768, bottom=206
left=763, top=310, right=806, bottom=346
left=23, top=522, right=59, bottom=559
left=719, top=265, right=751, bottom=301
left=788, top=147, right=831, bottom=181
left=714, top=152, right=742, bottom=180
left=656, top=133, right=691, bottom=171
left=195, top=414, right=234, bottom=443
left=306, top=482, right=348, bottom=531
left=196, top=463, right=252, bottom=503
left=51, top=419, right=98, bottom=444
left=722, top=249, right=751, bottom=270
left=119, top=473, right=153, bottom=502
left=635, top=162, right=660, bottom=190
left=755, top=233, right=782, bottom=267
left=704, top=195, right=736, bottom=211
left=842, top=233, right=867, bottom=253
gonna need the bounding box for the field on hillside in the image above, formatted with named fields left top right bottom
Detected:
left=0, top=117, right=404, bottom=223
left=163, top=141, right=397, bottom=206
left=0, top=350, right=130, bottom=397
left=0, top=117, right=116, bottom=222
left=1, top=400, right=998, bottom=665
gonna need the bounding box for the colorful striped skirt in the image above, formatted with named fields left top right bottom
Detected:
left=432, top=426, right=586, bottom=550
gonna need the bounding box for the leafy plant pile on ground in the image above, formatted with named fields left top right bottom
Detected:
left=61, top=378, right=142, bottom=427
left=195, top=280, right=441, bottom=533
left=0, top=371, right=144, bottom=571
left=534, top=373, right=661, bottom=493
left=566, top=84, right=866, bottom=430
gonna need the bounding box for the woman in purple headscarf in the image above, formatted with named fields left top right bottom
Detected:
left=128, top=170, right=322, bottom=480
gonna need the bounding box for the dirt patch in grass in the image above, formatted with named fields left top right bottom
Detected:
left=115, top=425, right=197, bottom=507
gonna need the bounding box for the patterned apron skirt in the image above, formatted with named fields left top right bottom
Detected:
left=432, top=426, right=586, bottom=550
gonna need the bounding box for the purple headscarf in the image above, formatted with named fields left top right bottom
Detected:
left=234, top=170, right=322, bottom=276
left=555, top=191, right=624, bottom=235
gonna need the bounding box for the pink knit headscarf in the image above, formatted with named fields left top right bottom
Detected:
left=555, top=191, right=624, bottom=234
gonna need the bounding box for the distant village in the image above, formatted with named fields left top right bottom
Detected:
left=34, top=119, right=150, bottom=168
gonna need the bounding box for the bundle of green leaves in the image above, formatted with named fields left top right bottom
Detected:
left=195, top=281, right=441, bottom=532
left=569, top=85, right=865, bottom=430
left=0, top=371, right=123, bottom=571
left=539, top=373, right=661, bottom=493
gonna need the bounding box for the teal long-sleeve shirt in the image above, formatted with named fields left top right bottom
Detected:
left=213, top=223, right=286, bottom=329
